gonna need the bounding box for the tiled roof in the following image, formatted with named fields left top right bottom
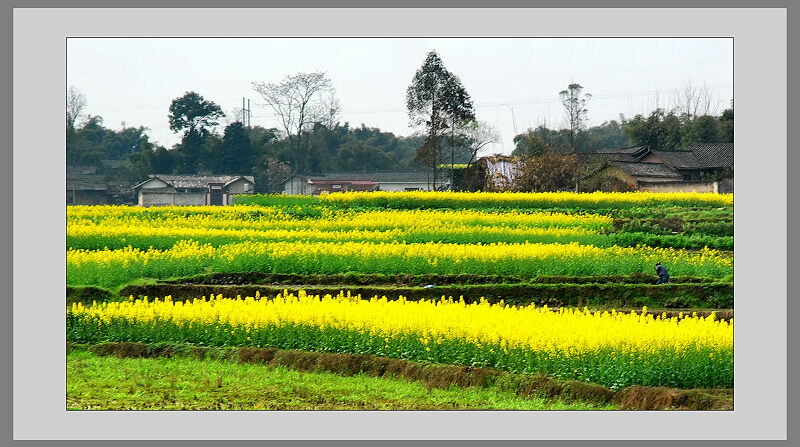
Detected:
left=136, top=175, right=255, bottom=189
left=67, top=173, right=137, bottom=195
left=306, top=171, right=430, bottom=183
left=597, top=146, right=649, bottom=157
left=67, top=174, right=109, bottom=191
left=584, top=146, right=648, bottom=163
left=610, top=161, right=682, bottom=179
left=100, top=159, right=130, bottom=169
left=66, top=165, right=98, bottom=175
left=310, top=179, right=377, bottom=185
left=66, top=180, right=108, bottom=191
left=577, top=152, right=640, bottom=165
left=649, top=151, right=700, bottom=169
left=593, top=144, right=733, bottom=171
left=687, top=143, right=733, bottom=168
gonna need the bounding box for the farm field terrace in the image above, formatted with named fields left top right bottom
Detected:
left=66, top=191, right=734, bottom=410
left=66, top=348, right=619, bottom=411
left=69, top=291, right=733, bottom=390
left=67, top=191, right=733, bottom=291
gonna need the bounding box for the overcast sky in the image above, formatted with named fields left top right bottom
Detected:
left=67, top=37, right=732, bottom=155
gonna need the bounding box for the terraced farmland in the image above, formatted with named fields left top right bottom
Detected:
left=66, top=191, right=733, bottom=410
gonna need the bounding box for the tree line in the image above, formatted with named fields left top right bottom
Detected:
left=67, top=51, right=733, bottom=193
left=512, top=84, right=733, bottom=156
left=67, top=92, right=425, bottom=193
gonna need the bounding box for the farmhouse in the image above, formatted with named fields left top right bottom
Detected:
left=642, top=143, right=733, bottom=192
left=578, top=143, right=733, bottom=193
left=67, top=164, right=136, bottom=205
left=66, top=166, right=108, bottom=205
left=282, top=171, right=430, bottom=195
left=577, top=160, right=719, bottom=193
left=133, top=174, right=255, bottom=206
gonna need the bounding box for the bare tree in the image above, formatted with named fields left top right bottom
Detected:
left=462, top=121, right=500, bottom=166
left=252, top=72, right=336, bottom=174
left=312, top=91, right=342, bottom=130
left=66, top=85, right=87, bottom=129
left=698, top=82, right=721, bottom=116
left=646, top=88, right=667, bottom=116
left=559, top=83, right=591, bottom=152
left=673, top=81, right=700, bottom=121
left=224, top=107, right=245, bottom=126
left=672, top=81, right=721, bottom=121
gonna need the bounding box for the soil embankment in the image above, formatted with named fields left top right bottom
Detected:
left=68, top=272, right=733, bottom=319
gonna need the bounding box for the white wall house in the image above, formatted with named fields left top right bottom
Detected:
left=282, top=171, right=431, bottom=195
left=133, top=175, right=255, bottom=207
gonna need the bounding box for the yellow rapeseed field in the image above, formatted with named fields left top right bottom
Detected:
left=72, top=291, right=732, bottom=356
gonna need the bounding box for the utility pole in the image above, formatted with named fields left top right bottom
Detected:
left=241, top=97, right=252, bottom=128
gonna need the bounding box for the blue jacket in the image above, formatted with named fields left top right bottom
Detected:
left=656, top=265, right=669, bottom=278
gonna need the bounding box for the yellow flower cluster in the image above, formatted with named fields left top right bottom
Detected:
left=66, top=192, right=733, bottom=288
left=71, top=291, right=733, bottom=355
left=67, top=239, right=732, bottom=272
left=68, top=240, right=217, bottom=268
left=66, top=204, right=289, bottom=220
left=67, top=206, right=620, bottom=252
left=68, top=206, right=613, bottom=233
left=67, top=220, right=602, bottom=244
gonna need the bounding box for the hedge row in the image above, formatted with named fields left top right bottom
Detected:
left=159, top=272, right=721, bottom=286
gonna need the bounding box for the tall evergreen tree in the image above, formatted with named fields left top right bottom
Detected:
left=217, top=122, right=253, bottom=174
left=406, top=51, right=475, bottom=190
left=559, top=83, right=591, bottom=152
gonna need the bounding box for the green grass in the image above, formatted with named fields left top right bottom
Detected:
left=66, top=350, right=616, bottom=410
left=233, top=192, right=733, bottom=212
left=66, top=228, right=733, bottom=251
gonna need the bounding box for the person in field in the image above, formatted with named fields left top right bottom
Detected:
left=655, top=262, right=670, bottom=284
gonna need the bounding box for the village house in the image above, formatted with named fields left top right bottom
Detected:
left=578, top=143, right=733, bottom=193
left=66, top=164, right=137, bottom=205
left=133, top=174, right=255, bottom=206
left=282, top=171, right=431, bottom=195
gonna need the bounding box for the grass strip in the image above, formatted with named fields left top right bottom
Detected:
left=68, top=342, right=731, bottom=411
left=68, top=350, right=607, bottom=411
left=66, top=228, right=732, bottom=251
left=235, top=191, right=733, bottom=211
